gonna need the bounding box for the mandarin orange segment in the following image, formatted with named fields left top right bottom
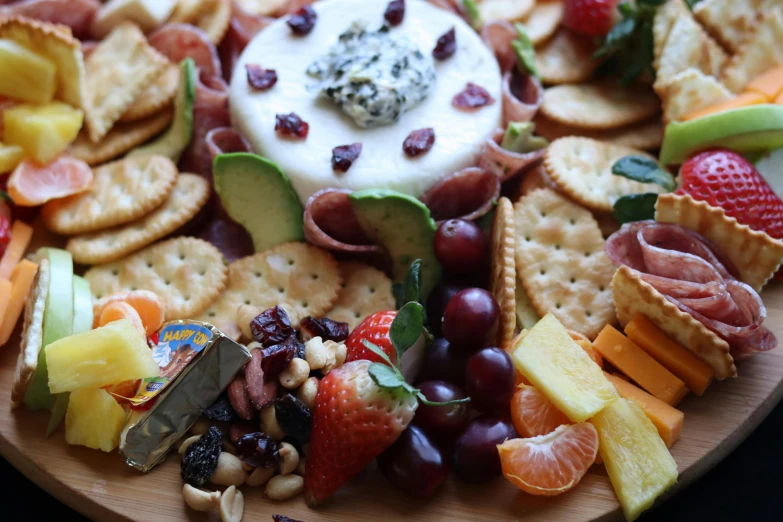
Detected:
left=510, top=384, right=572, bottom=438
left=98, top=301, right=145, bottom=336
left=498, top=422, right=599, bottom=496
left=93, top=290, right=166, bottom=336
left=7, top=156, right=93, bottom=206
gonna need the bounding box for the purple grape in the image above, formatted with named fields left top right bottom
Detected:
left=426, top=281, right=468, bottom=336
left=453, top=416, right=516, bottom=483
left=442, top=288, right=499, bottom=352
left=464, top=347, right=516, bottom=413
left=416, top=338, right=468, bottom=386
left=434, top=219, right=489, bottom=277
left=377, top=425, right=449, bottom=498
left=413, top=381, right=471, bottom=440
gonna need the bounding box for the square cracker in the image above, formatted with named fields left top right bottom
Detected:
left=120, top=63, right=179, bottom=123
left=11, top=259, right=48, bottom=409
left=490, top=197, right=517, bottom=349
left=720, top=8, right=783, bottom=93
left=540, top=83, right=660, bottom=130
left=655, top=193, right=783, bottom=292
left=543, top=137, right=666, bottom=213
left=84, top=237, right=228, bottom=320
left=660, top=68, right=732, bottom=123
left=694, top=0, right=764, bottom=54
left=652, top=0, right=690, bottom=69
left=513, top=188, right=616, bottom=339
left=327, top=261, right=395, bottom=331
left=84, top=23, right=168, bottom=143
left=612, top=265, right=735, bottom=379
left=0, top=16, right=85, bottom=109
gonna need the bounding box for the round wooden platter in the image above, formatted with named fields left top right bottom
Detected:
left=1, top=284, right=783, bottom=522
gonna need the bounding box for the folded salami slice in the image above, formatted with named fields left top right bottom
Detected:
left=196, top=211, right=255, bottom=263
left=218, top=4, right=274, bottom=82
left=478, top=128, right=545, bottom=181
left=502, top=71, right=543, bottom=126
left=179, top=72, right=230, bottom=179
left=419, top=167, right=500, bottom=222
left=0, top=0, right=99, bottom=39
left=148, top=23, right=222, bottom=78
left=481, top=21, right=517, bottom=73
left=206, top=127, right=252, bottom=161
left=303, top=189, right=382, bottom=255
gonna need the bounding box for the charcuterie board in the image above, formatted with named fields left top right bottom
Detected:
left=2, top=286, right=782, bottom=522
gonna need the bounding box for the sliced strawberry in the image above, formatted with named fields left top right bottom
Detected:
left=563, top=0, right=619, bottom=37
left=344, top=310, right=397, bottom=364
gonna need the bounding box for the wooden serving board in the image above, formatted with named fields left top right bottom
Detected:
left=2, top=287, right=783, bottom=522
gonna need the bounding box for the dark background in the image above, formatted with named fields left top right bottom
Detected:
left=3, top=402, right=781, bottom=521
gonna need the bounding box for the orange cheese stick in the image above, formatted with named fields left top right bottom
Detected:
left=0, top=259, right=38, bottom=346
left=604, top=373, right=684, bottom=448
left=746, top=64, right=783, bottom=100
left=681, top=92, right=767, bottom=121
left=625, top=313, right=713, bottom=395
left=0, top=279, right=11, bottom=330
left=0, top=220, right=33, bottom=280
left=593, top=325, right=688, bottom=406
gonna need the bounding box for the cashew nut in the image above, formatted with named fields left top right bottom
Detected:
left=260, top=405, right=285, bottom=440
left=237, top=304, right=261, bottom=341
left=265, top=474, right=304, bottom=500
left=304, top=337, right=328, bottom=369
left=219, top=485, right=244, bottom=522
left=245, top=466, right=276, bottom=487
left=182, top=483, right=221, bottom=512
left=278, top=442, right=300, bottom=475
left=280, top=358, right=310, bottom=389
left=178, top=435, right=201, bottom=455
left=210, top=452, right=247, bottom=487
left=296, top=377, right=319, bottom=410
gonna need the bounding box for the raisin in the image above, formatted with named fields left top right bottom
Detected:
left=246, top=64, right=278, bottom=90
left=181, top=426, right=223, bottom=486
left=331, top=143, right=363, bottom=173
left=452, top=82, right=495, bottom=110
left=203, top=393, right=239, bottom=422
left=229, top=420, right=258, bottom=445
left=260, top=337, right=297, bottom=379
left=287, top=5, right=317, bottom=35
left=384, top=0, right=405, bottom=26
left=273, top=516, right=304, bottom=522
left=275, top=394, right=312, bottom=442
left=294, top=340, right=306, bottom=360
left=250, top=306, right=294, bottom=346
left=300, top=316, right=349, bottom=343
left=432, top=27, right=456, bottom=60
left=403, top=128, right=435, bottom=157
left=235, top=432, right=280, bottom=469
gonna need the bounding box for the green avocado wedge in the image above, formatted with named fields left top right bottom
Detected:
left=349, top=189, right=441, bottom=299
left=214, top=153, right=304, bottom=252
left=659, top=105, right=783, bottom=166
left=127, top=58, right=196, bottom=162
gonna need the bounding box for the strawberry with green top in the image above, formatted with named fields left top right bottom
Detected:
left=345, top=310, right=397, bottom=364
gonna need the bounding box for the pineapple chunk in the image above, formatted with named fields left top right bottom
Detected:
left=4, top=102, right=84, bottom=165
left=0, top=142, right=24, bottom=174
left=593, top=398, right=678, bottom=521
left=45, top=319, right=160, bottom=394
left=511, top=314, right=617, bottom=422
left=0, top=39, right=57, bottom=104
left=65, top=387, right=128, bottom=452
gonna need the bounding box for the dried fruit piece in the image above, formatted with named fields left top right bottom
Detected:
left=452, top=83, right=495, bottom=110
left=275, top=112, right=309, bottom=139
left=251, top=306, right=294, bottom=346
left=181, top=426, right=223, bottom=487
left=235, top=432, right=280, bottom=469
left=204, top=393, right=239, bottom=423
left=403, top=128, right=435, bottom=157
left=261, top=338, right=297, bottom=379
left=273, top=515, right=304, bottom=522
left=246, top=64, right=278, bottom=91
left=287, top=6, right=317, bottom=35
left=275, top=394, right=312, bottom=442
left=384, top=0, right=405, bottom=26
left=300, top=316, right=349, bottom=343
left=229, top=421, right=257, bottom=445
left=433, top=27, right=456, bottom=60
left=331, top=143, right=362, bottom=173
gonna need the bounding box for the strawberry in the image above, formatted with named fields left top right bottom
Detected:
left=677, top=149, right=783, bottom=241
left=345, top=310, right=397, bottom=365
left=562, top=0, right=619, bottom=37
left=0, top=196, right=12, bottom=259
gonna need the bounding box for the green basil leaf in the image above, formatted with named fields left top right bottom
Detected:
left=593, top=17, right=636, bottom=59
left=369, top=363, right=406, bottom=390
left=612, top=155, right=675, bottom=191
left=362, top=339, right=394, bottom=367
left=390, top=301, right=424, bottom=361
left=617, top=0, right=637, bottom=17
left=512, top=24, right=539, bottom=79
left=392, top=282, right=404, bottom=310
left=403, top=259, right=421, bottom=305
left=613, top=193, right=659, bottom=224
left=462, top=0, right=483, bottom=30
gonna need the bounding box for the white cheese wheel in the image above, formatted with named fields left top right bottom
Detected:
left=230, top=0, right=503, bottom=203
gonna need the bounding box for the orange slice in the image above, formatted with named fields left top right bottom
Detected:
left=98, top=301, right=146, bottom=336
left=93, top=290, right=166, bottom=336
left=498, top=422, right=599, bottom=496
left=510, top=384, right=572, bottom=438
left=7, top=156, right=92, bottom=206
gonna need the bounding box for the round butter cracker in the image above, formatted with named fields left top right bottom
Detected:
left=327, top=261, right=395, bottom=331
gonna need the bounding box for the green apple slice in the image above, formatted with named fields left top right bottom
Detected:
left=24, top=248, right=73, bottom=411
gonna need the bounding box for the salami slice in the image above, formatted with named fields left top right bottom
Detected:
left=479, top=128, right=545, bottom=181
left=148, top=23, right=222, bottom=78
left=419, top=167, right=500, bottom=222
left=1, top=0, right=99, bottom=40
left=219, top=4, right=274, bottom=82
left=304, top=189, right=381, bottom=254
left=179, top=71, right=230, bottom=179
left=196, top=209, right=255, bottom=263
left=481, top=21, right=517, bottom=73
left=206, top=127, right=252, bottom=161
left=502, top=70, right=543, bottom=126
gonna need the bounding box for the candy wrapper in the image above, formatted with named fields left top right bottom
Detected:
left=120, top=321, right=251, bottom=472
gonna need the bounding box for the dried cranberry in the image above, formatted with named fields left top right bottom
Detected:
left=403, top=128, right=435, bottom=157
left=432, top=27, right=456, bottom=60
left=331, top=143, right=362, bottom=173
left=452, top=83, right=495, bottom=110
left=275, top=112, right=310, bottom=139
left=235, top=432, right=280, bottom=469
left=246, top=64, right=278, bottom=90
left=261, top=337, right=297, bottom=379
left=300, top=316, right=349, bottom=343
left=287, top=5, right=317, bottom=35
left=250, top=306, right=294, bottom=346
left=181, top=426, right=222, bottom=486
left=229, top=421, right=258, bottom=445
left=275, top=394, right=312, bottom=442
left=384, top=0, right=405, bottom=26
left=203, top=393, right=239, bottom=422
left=273, top=516, right=304, bottom=522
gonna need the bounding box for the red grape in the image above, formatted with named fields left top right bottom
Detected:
left=453, top=416, right=516, bottom=483
left=377, top=425, right=449, bottom=498
left=416, top=338, right=468, bottom=386
left=434, top=219, right=489, bottom=277
left=413, top=381, right=471, bottom=440
left=442, top=288, right=499, bottom=352
left=464, top=347, right=515, bottom=413
left=426, top=281, right=468, bottom=336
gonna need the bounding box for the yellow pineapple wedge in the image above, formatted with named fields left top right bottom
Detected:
left=4, top=102, right=84, bottom=164
left=0, top=142, right=24, bottom=174
left=592, top=398, right=678, bottom=521
left=0, top=39, right=57, bottom=104
left=510, top=313, right=617, bottom=422
left=45, top=319, right=160, bottom=394
left=65, top=387, right=128, bottom=452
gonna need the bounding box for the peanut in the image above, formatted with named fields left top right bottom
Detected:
left=280, top=358, right=310, bottom=389
left=265, top=474, right=304, bottom=500
left=237, top=304, right=261, bottom=340
left=210, top=452, right=246, bottom=487
left=296, top=377, right=319, bottom=410
left=219, top=485, right=244, bottom=522
left=178, top=435, right=201, bottom=455
left=304, top=337, right=329, bottom=369
left=245, top=466, right=276, bottom=487
left=260, top=405, right=285, bottom=440
left=278, top=442, right=300, bottom=475
left=182, top=484, right=220, bottom=512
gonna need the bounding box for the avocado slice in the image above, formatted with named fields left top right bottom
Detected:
left=349, top=189, right=441, bottom=299
left=127, top=58, right=196, bottom=162
left=214, top=153, right=304, bottom=252
left=24, top=248, right=73, bottom=412
left=659, top=104, right=783, bottom=165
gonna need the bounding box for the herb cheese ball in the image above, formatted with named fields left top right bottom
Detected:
left=230, top=0, right=503, bottom=202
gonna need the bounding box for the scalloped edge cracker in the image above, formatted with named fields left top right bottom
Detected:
left=534, top=29, right=597, bottom=85
left=612, top=265, right=735, bottom=379
left=327, top=261, right=395, bottom=331
left=490, top=197, right=516, bottom=349
left=660, top=69, right=732, bottom=123
left=120, top=64, right=179, bottom=123
left=693, top=0, right=764, bottom=54
left=513, top=188, right=616, bottom=339
left=84, top=23, right=168, bottom=143
left=655, top=193, right=783, bottom=292
left=515, top=277, right=540, bottom=330
left=522, top=0, right=563, bottom=47
left=11, top=259, right=48, bottom=409
left=720, top=8, right=783, bottom=93
left=533, top=115, right=663, bottom=151
left=540, top=83, right=660, bottom=130
left=196, top=0, right=231, bottom=45
left=478, top=0, right=535, bottom=23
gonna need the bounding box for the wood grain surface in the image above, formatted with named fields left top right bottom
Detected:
left=1, top=284, right=782, bottom=522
